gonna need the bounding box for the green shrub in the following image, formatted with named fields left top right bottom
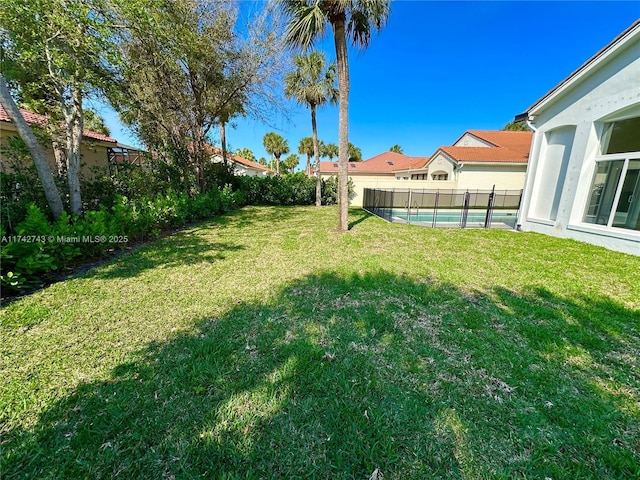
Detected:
left=321, top=175, right=355, bottom=205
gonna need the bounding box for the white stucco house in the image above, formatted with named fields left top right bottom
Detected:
left=394, top=130, right=532, bottom=191
left=207, top=146, right=272, bottom=177
left=517, top=19, right=640, bottom=255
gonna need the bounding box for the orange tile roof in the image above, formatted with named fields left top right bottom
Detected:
left=206, top=145, right=271, bottom=172
left=421, top=130, right=532, bottom=165
left=319, top=151, right=428, bottom=174
left=440, top=145, right=528, bottom=163
left=0, top=105, right=117, bottom=143
left=465, top=130, right=533, bottom=158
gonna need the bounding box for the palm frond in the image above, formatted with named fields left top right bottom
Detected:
left=347, top=0, right=390, bottom=48
left=281, top=1, right=328, bottom=49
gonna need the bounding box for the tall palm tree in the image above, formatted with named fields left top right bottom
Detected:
left=281, top=0, right=390, bottom=231
left=263, top=132, right=289, bottom=175
left=298, top=136, right=315, bottom=176
left=285, top=51, right=338, bottom=206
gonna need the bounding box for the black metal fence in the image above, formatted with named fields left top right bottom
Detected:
left=363, top=187, right=523, bottom=229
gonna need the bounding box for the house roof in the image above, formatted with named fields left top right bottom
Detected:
left=206, top=145, right=271, bottom=172
left=0, top=105, right=117, bottom=143
left=403, top=130, right=532, bottom=171
left=319, top=151, right=428, bottom=174
left=517, top=19, right=640, bottom=118
left=440, top=144, right=528, bottom=163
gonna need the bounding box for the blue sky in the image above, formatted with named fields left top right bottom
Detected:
left=92, top=0, right=639, bottom=165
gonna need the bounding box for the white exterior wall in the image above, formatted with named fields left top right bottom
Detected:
left=426, top=152, right=456, bottom=180
left=519, top=31, right=640, bottom=255
left=233, top=163, right=269, bottom=177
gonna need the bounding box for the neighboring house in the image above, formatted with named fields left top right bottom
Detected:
left=318, top=151, right=428, bottom=206
left=0, top=105, right=142, bottom=177
left=517, top=20, right=640, bottom=255
left=207, top=146, right=272, bottom=177
left=394, top=130, right=532, bottom=191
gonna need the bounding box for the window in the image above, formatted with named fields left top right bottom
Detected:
left=411, top=173, right=428, bottom=180
left=584, top=117, right=640, bottom=231
left=431, top=171, right=448, bottom=181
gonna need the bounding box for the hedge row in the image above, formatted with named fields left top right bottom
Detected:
left=0, top=173, right=345, bottom=294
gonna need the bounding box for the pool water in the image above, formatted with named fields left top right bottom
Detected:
left=392, top=209, right=518, bottom=226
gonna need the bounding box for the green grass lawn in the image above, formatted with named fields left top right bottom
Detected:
left=2, top=205, right=639, bottom=479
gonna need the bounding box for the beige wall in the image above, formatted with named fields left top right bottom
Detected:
left=456, top=164, right=526, bottom=191
left=0, top=125, right=113, bottom=179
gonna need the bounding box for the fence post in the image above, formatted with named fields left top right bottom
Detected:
left=484, top=185, right=495, bottom=228
left=407, top=189, right=412, bottom=224
left=461, top=191, right=470, bottom=228
left=433, top=190, right=439, bottom=228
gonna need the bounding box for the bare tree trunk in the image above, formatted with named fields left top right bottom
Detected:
left=0, top=75, right=64, bottom=220
left=311, top=104, right=321, bottom=206
left=64, top=86, right=84, bottom=216
left=220, top=120, right=228, bottom=165
left=52, top=140, right=67, bottom=177
left=332, top=16, right=349, bottom=231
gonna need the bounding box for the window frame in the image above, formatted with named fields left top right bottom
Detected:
left=583, top=115, right=640, bottom=230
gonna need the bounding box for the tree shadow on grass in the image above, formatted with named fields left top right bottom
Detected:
left=348, top=209, right=374, bottom=230
left=3, top=272, right=639, bottom=479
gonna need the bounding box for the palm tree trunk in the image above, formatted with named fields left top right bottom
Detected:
left=332, top=16, right=349, bottom=231
left=0, top=75, right=64, bottom=220
left=311, top=104, right=322, bottom=206
left=65, top=86, right=84, bottom=216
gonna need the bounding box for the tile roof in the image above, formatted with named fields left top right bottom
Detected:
left=0, top=105, right=117, bottom=143
left=206, top=145, right=271, bottom=172
left=319, top=151, right=428, bottom=174
left=463, top=130, right=533, bottom=160
left=440, top=145, right=529, bottom=163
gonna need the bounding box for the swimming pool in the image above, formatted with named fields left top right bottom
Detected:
left=390, top=208, right=518, bottom=227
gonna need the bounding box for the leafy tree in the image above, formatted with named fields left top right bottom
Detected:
left=283, top=153, right=300, bottom=173
left=285, top=50, right=337, bottom=205
left=322, top=142, right=339, bottom=161
left=298, top=137, right=315, bottom=175
left=0, top=75, right=64, bottom=220
left=1, top=0, right=121, bottom=214
left=263, top=132, right=289, bottom=175
left=235, top=148, right=257, bottom=163
left=281, top=0, right=390, bottom=231
left=348, top=142, right=362, bottom=162
left=503, top=121, right=532, bottom=132
left=116, top=0, right=287, bottom=193
left=389, top=144, right=403, bottom=154
left=258, top=157, right=268, bottom=166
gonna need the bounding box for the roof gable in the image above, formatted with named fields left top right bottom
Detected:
left=206, top=146, right=271, bottom=172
